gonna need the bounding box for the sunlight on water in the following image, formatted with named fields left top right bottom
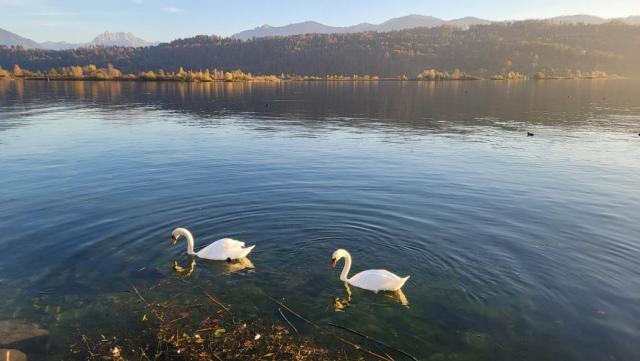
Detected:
left=0, top=79, right=639, bottom=360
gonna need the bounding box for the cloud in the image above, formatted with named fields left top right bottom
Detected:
left=161, top=6, right=183, bottom=13
left=131, top=0, right=144, bottom=3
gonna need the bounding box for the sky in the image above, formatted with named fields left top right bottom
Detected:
left=1, top=0, right=639, bottom=43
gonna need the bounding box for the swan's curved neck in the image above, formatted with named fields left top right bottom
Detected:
left=340, top=252, right=352, bottom=282
left=178, top=229, right=196, bottom=255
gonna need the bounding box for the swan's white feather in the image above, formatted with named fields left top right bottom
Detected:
left=348, top=270, right=409, bottom=292
left=196, top=238, right=255, bottom=261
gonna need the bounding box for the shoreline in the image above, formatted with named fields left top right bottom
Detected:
left=0, top=77, right=623, bottom=82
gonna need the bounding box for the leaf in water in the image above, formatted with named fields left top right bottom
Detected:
left=214, top=328, right=226, bottom=337
left=142, top=314, right=148, bottom=321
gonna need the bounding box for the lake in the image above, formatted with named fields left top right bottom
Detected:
left=0, top=79, right=639, bottom=360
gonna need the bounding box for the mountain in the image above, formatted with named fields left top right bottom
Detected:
left=446, top=17, right=493, bottom=28
left=90, top=31, right=157, bottom=47
left=232, top=13, right=640, bottom=40
left=548, top=15, right=609, bottom=24
left=231, top=14, right=489, bottom=40
left=375, top=14, right=446, bottom=31
left=0, top=28, right=40, bottom=48
left=0, top=29, right=156, bottom=49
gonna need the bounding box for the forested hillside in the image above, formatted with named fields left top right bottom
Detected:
left=1, top=21, right=639, bottom=77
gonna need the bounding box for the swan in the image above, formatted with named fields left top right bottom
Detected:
left=331, top=249, right=409, bottom=293
left=171, top=227, right=255, bottom=261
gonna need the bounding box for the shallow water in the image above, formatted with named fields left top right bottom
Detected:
left=0, top=79, right=639, bottom=360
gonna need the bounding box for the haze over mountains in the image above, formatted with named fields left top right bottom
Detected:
left=1, top=13, right=639, bottom=50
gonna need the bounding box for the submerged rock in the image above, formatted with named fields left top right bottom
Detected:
left=0, top=349, right=28, bottom=361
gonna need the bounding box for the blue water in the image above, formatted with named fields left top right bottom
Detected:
left=0, top=80, right=639, bottom=360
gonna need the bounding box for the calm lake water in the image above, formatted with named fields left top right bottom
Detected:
left=1, top=79, right=639, bottom=360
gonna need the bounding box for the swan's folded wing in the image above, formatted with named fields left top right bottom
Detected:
left=196, top=238, right=254, bottom=260
left=350, top=270, right=406, bottom=291
left=218, top=238, right=246, bottom=249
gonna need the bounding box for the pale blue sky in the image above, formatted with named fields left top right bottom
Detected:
left=1, top=0, right=639, bottom=43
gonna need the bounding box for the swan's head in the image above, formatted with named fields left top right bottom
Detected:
left=331, top=248, right=349, bottom=268
left=171, top=227, right=189, bottom=245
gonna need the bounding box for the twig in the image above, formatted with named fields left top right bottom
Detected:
left=327, top=322, right=419, bottom=361
left=138, top=347, right=151, bottom=361
left=267, top=295, right=320, bottom=328
left=278, top=308, right=298, bottom=333
left=81, top=335, right=94, bottom=358
left=167, top=314, right=189, bottom=324
left=132, top=285, right=164, bottom=322
left=199, top=287, right=230, bottom=312
left=333, top=334, right=394, bottom=361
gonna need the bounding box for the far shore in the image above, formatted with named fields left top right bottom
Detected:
left=0, top=76, right=624, bottom=83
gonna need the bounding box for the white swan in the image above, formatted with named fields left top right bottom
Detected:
left=171, top=227, right=255, bottom=261
left=331, top=249, right=409, bottom=293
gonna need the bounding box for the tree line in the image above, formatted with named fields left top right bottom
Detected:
left=0, top=21, right=637, bottom=79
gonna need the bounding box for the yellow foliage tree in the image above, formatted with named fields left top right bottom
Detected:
left=13, top=64, right=24, bottom=77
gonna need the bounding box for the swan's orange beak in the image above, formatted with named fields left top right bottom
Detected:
left=331, top=258, right=337, bottom=268
left=171, top=235, right=177, bottom=245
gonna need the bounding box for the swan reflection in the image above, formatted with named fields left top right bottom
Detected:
left=172, top=257, right=255, bottom=276
left=220, top=257, right=255, bottom=274
left=332, top=282, right=409, bottom=312
left=173, top=257, right=197, bottom=276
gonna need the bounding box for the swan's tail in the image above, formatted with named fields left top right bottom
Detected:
left=237, top=245, right=255, bottom=259
left=397, top=275, right=410, bottom=289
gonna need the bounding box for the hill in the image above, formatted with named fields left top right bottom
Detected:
left=1, top=21, right=639, bottom=77
left=0, top=28, right=40, bottom=49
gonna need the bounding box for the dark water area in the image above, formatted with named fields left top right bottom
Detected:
left=0, top=79, right=639, bottom=360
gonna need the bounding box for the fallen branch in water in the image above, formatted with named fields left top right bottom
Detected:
left=268, top=295, right=403, bottom=361
left=132, top=285, right=165, bottom=322
left=278, top=307, right=298, bottom=333
left=327, top=322, right=419, bottom=361
left=332, top=334, right=394, bottom=361
left=199, top=287, right=230, bottom=312
left=267, top=295, right=320, bottom=328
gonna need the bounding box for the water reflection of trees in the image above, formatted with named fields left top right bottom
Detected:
left=1, top=79, right=636, bottom=135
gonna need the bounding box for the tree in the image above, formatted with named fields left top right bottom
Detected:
left=177, top=66, right=186, bottom=79
left=0, top=66, right=8, bottom=77
left=70, top=66, right=84, bottom=78
left=47, top=67, right=59, bottom=77
left=106, top=63, right=121, bottom=78
left=201, top=69, right=212, bottom=81
left=13, top=64, right=24, bottom=77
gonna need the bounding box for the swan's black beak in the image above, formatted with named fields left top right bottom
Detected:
left=171, top=235, right=177, bottom=245
left=331, top=258, right=337, bottom=268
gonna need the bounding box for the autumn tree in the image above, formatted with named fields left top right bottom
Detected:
left=13, top=64, right=24, bottom=77
left=70, top=66, right=84, bottom=78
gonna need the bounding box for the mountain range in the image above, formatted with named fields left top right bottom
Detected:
left=231, top=14, right=640, bottom=40
left=0, top=30, right=157, bottom=50
left=1, top=14, right=640, bottom=50
left=231, top=15, right=491, bottom=40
